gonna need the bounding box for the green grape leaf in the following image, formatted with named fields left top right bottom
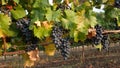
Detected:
left=2, top=0, right=6, bottom=5
left=33, top=26, right=44, bottom=39
left=74, top=31, right=79, bottom=42
left=61, top=18, right=77, bottom=30
left=33, top=26, right=51, bottom=39
left=88, top=16, right=97, bottom=27
left=31, top=9, right=45, bottom=21
left=45, top=8, right=61, bottom=22
left=53, top=0, right=62, bottom=4
left=117, top=16, right=120, bottom=26
left=0, top=13, right=11, bottom=29
left=77, top=32, right=87, bottom=42
left=0, top=13, right=18, bottom=37
left=10, top=5, right=26, bottom=19
left=33, top=0, right=50, bottom=8
left=105, top=7, right=120, bottom=18
left=64, top=10, right=77, bottom=23
left=61, top=9, right=77, bottom=30
left=74, top=31, right=87, bottom=42
left=0, top=13, right=14, bottom=36
left=14, top=0, right=19, bottom=4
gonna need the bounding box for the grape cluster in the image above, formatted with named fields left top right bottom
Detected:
left=92, top=24, right=109, bottom=51
left=114, top=0, right=120, bottom=8
left=16, top=18, right=39, bottom=52
left=51, top=24, right=70, bottom=60
left=93, top=24, right=103, bottom=45
left=101, top=35, right=109, bottom=51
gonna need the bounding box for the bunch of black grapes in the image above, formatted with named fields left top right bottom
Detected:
left=92, top=24, right=109, bottom=51
left=51, top=24, right=70, bottom=60
left=101, top=35, right=109, bottom=51
left=16, top=18, right=39, bottom=52
left=93, top=24, right=103, bottom=45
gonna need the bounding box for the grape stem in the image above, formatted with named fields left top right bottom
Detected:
left=102, top=30, right=120, bottom=34
left=3, top=50, right=25, bottom=56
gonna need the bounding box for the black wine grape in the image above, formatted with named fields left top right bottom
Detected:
left=16, top=18, right=39, bottom=52
left=51, top=23, right=70, bottom=60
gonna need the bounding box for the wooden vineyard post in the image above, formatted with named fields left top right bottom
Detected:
left=2, top=36, right=7, bottom=60
left=82, top=44, right=85, bottom=63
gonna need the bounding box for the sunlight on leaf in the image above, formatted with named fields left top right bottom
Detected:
left=95, top=43, right=103, bottom=51
left=10, top=5, right=26, bottom=19
left=44, top=43, right=56, bottom=56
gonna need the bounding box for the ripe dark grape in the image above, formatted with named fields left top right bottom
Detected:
left=16, top=18, right=39, bottom=52
left=51, top=23, right=70, bottom=60
left=93, top=24, right=103, bottom=45
left=92, top=24, right=109, bottom=51
left=101, top=35, right=109, bottom=51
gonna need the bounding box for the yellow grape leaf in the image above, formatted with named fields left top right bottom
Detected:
left=102, top=0, right=108, bottom=3
left=107, top=0, right=115, bottom=5
left=84, top=1, right=91, bottom=6
left=27, top=48, right=40, bottom=61
left=2, top=43, right=11, bottom=50
left=44, top=43, right=56, bottom=56
left=22, top=53, right=35, bottom=68
left=0, top=49, right=3, bottom=56
left=0, top=29, right=4, bottom=38
left=24, top=60, right=35, bottom=68
left=95, top=43, right=103, bottom=51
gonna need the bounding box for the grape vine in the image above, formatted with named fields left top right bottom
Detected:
left=0, top=0, right=120, bottom=67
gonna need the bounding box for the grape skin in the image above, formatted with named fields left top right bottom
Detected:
left=51, top=24, right=70, bottom=60
left=92, top=24, right=109, bottom=51
left=16, top=18, right=39, bottom=52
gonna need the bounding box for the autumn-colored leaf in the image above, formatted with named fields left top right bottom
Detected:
left=44, top=43, right=56, bottom=56
left=22, top=53, right=35, bottom=68
left=87, top=28, right=96, bottom=39
left=42, top=21, right=52, bottom=29
left=27, top=48, right=40, bottom=61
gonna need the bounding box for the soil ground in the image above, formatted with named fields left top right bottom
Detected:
left=0, top=42, right=120, bottom=68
